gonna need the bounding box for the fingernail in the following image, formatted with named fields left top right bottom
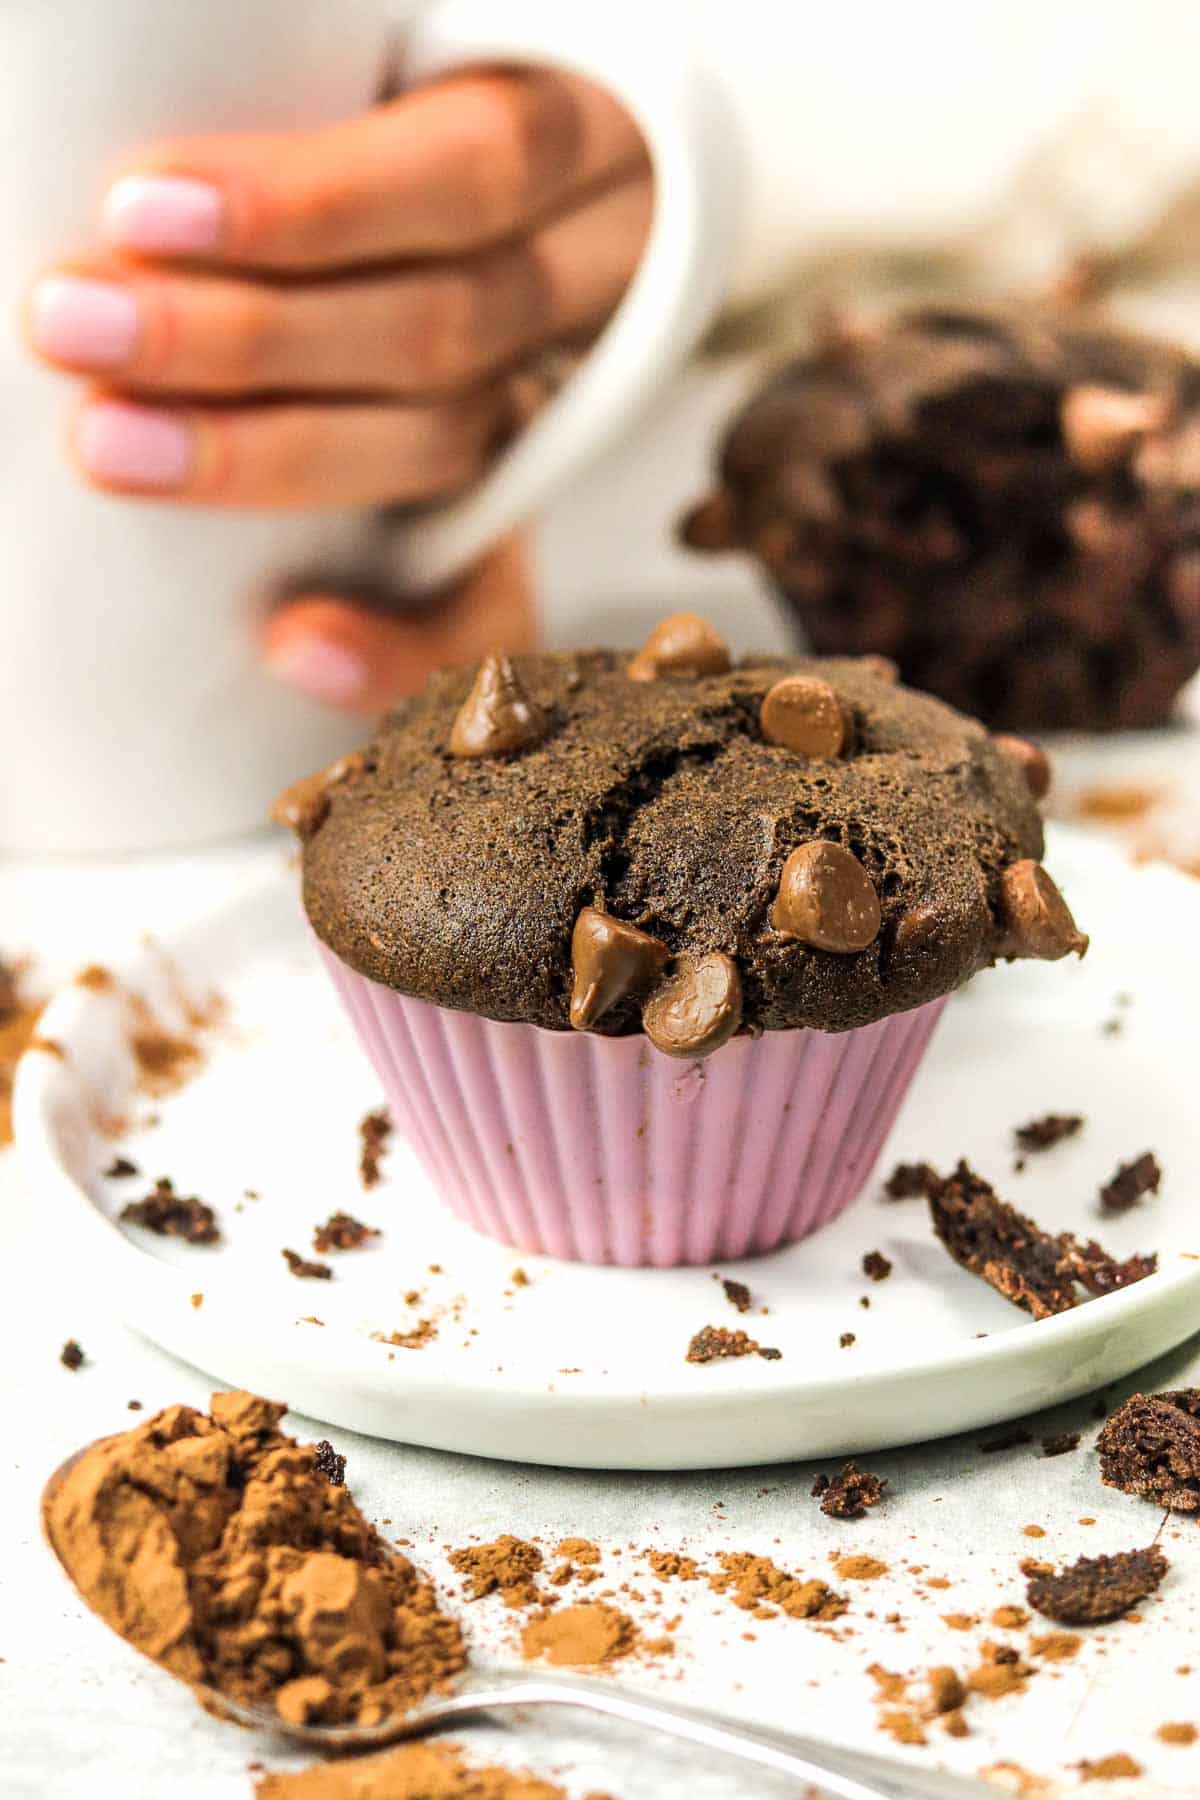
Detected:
left=76, top=400, right=194, bottom=490
left=265, top=638, right=368, bottom=707
left=29, top=275, right=140, bottom=369
left=103, top=173, right=224, bottom=254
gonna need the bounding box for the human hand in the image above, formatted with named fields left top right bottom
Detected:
left=24, top=69, right=650, bottom=709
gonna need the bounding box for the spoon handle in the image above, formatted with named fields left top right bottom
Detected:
left=375, top=1670, right=996, bottom=1799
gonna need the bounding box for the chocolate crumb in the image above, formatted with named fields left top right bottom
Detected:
left=358, top=1107, right=392, bottom=1189
left=719, top=1276, right=752, bottom=1314
left=312, top=1440, right=346, bottom=1487
left=312, top=1211, right=378, bottom=1254
left=282, top=1248, right=333, bottom=1281
left=929, top=1160, right=1156, bottom=1318
left=1098, top=1390, right=1200, bottom=1510
left=839, top=1332, right=856, bottom=1349
left=127, top=1400, right=142, bottom=1412
left=862, top=1250, right=892, bottom=1282
left=686, top=1326, right=780, bottom=1364
left=980, top=1428, right=1034, bottom=1453
left=1100, top=1152, right=1162, bottom=1213
left=121, top=1178, right=219, bottom=1245
left=1014, top=1113, right=1083, bottom=1152
left=60, top=1340, right=85, bottom=1371
left=884, top=1161, right=939, bottom=1200
left=103, top=1156, right=139, bottom=1179
left=813, top=1461, right=888, bottom=1520
left=1041, top=1431, right=1081, bottom=1457
left=1026, top=1546, right=1167, bottom=1624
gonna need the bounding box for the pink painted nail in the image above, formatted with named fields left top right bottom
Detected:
left=103, top=173, right=224, bottom=254
left=76, top=400, right=194, bottom=490
left=29, top=275, right=140, bottom=369
left=265, top=638, right=368, bottom=707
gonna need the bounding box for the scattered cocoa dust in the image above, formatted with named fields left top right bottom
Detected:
left=1157, top=1722, right=1197, bottom=1746
left=253, top=1741, right=574, bottom=1799
left=521, top=1602, right=636, bottom=1667
left=0, top=954, right=40, bottom=1146
left=707, top=1553, right=846, bottom=1621
left=126, top=992, right=205, bottom=1097
left=44, top=1392, right=465, bottom=1726
left=833, top=1554, right=888, bottom=1581
left=1077, top=1754, right=1143, bottom=1781
left=448, top=1537, right=543, bottom=1608
left=1073, top=784, right=1163, bottom=823
left=1029, top=1632, right=1081, bottom=1662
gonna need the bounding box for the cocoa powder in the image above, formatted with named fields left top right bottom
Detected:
left=448, top=1537, right=544, bottom=1608
left=521, top=1602, right=636, bottom=1666
left=45, top=1392, right=465, bottom=1726
left=254, top=1741, right=574, bottom=1799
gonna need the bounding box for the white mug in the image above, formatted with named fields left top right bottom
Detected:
left=0, top=0, right=739, bottom=853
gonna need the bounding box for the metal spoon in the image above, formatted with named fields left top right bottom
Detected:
left=42, top=1452, right=994, bottom=1800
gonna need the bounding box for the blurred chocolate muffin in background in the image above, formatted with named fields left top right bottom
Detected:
left=681, top=301, right=1200, bottom=732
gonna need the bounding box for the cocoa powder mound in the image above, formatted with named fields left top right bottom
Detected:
left=44, top=1392, right=466, bottom=1726
left=254, top=1741, right=571, bottom=1799
left=521, top=1602, right=636, bottom=1667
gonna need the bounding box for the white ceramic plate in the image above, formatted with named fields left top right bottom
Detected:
left=15, top=826, right=1200, bottom=1470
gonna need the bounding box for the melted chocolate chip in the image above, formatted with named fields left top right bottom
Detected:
left=771, top=842, right=881, bottom=953
left=1060, top=385, right=1170, bottom=474
left=998, top=861, right=1089, bottom=961
left=448, top=653, right=547, bottom=758
left=626, top=613, right=731, bottom=682
left=760, top=675, right=853, bottom=759
left=271, top=752, right=367, bottom=838
left=993, top=735, right=1052, bottom=801
left=642, top=953, right=742, bottom=1058
left=569, top=908, right=669, bottom=1031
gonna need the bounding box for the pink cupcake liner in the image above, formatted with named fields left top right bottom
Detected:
left=323, top=949, right=946, bottom=1267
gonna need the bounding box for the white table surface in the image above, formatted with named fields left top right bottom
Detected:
left=7, top=378, right=1200, bottom=1800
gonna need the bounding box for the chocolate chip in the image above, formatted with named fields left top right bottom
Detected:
left=60, top=1340, right=85, bottom=1371
left=1060, top=385, right=1171, bottom=474
left=569, top=908, right=669, bottom=1031
left=998, top=861, right=1089, bottom=961
left=771, top=841, right=881, bottom=953
left=643, top=953, right=742, bottom=1058
left=627, top=613, right=732, bottom=682
left=270, top=751, right=368, bottom=838
left=760, top=675, right=854, bottom=759
left=993, top=735, right=1052, bottom=801
left=448, top=653, right=548, bottom=758
left=678, top=491, right=741, bottom=552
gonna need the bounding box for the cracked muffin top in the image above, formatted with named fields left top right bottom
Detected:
left=291, top=615, right=1085, bottom=1046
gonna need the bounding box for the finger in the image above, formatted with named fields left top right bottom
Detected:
left=68, top=387, right=506, bottom=510
left=262, top=535, right=536, bottom=714
left=28, top=176, right=653, bottom=399
left=101, top=69, right=647, bottom=270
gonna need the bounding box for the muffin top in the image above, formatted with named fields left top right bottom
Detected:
left=293, top=616, right=1082, bottom=1050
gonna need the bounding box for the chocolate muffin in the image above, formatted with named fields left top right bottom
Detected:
left=681, top=302, right=1200, bottom=731
left=284, top=616, right=1086, bottom=1267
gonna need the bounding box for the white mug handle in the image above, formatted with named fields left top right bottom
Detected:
left=390, top=0, right=742, bottom=593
